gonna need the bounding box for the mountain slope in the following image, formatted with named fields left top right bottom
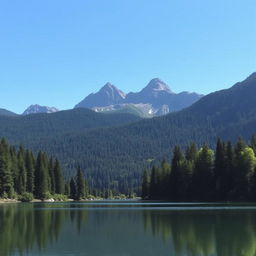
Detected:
left=0, top=108, right=17, bottom=117
left=75, top=83, right=126, bottom=109
left=0, top=108, right=141, bottom=143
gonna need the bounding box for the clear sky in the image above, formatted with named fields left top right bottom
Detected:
left=0, top=0, right=255, bottom=113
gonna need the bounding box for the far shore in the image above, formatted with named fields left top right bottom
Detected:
left=0, top=198, right=140, bottom=204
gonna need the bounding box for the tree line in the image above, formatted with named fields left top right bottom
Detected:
left=142, top=136, right=256, bottom=201
left=0, top=138, right=89, bottom=200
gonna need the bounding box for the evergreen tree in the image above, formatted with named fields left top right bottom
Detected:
left=48, top=157, right=55, bottom=194
left=17, top=149, right=27, bottom=194
left=214, top=139, right=227, bottom=200
left=158, top=160, right=171, bottom=198
left=65, top=182, right=70, bottom=197
left=224, top=141, right=235, bottom=200
left=192, top=145, right=214, bottom=201
left=186, top=143, right=198, bottom=162
left=34, top=152, right=49, bottom=198
left=25, top=150, right=35, bottom=193
left=70, top=178, right=77, bottom=199
left=169, top=146, right=185, bottom=200
left=149, top=166, right=157, bottom=199
left=54, top=159, right=64, bottom=194
left=9, top=146, right=18, bottom=193
left=0, top=139, right=14, bottom=197
left=76, top=167, right=86, bottom=200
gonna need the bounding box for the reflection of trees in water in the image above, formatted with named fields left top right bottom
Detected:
left=0, top=204, right=89, bottom=256
left=143, top=210, right=256, bottom=256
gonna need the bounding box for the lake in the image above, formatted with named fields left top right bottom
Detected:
left=1, top=201, right=256, bottom=256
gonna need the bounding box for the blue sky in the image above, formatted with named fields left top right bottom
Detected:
left=0, top=0, right=255, bottom=113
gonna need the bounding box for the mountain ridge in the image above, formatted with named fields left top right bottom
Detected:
left=74, top=78, right=203, bottom=115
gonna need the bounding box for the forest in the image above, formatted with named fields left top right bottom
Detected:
left=142, top=136, right=256, bottom=201
left=0, top=138, right=89, bottom=201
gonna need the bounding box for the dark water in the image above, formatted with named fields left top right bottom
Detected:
left=1, top=201, right=256, bottom=255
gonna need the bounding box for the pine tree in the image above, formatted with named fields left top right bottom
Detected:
left=169, top=146, right=185, bottom=201
left=76, top=167, right=86, bottom=200
left=214, top=139, right=227, bottom=200
left=70, top=178, right=77, bottom=199
left=0, top=139, right=14, bottom=197
left=149, top=166, right=157, bottom=199
left=48, top=157, right=55, bottom=194
left=54, top=159, right=64, bottom=194
left=17, top=149, right=27, bottom=194
left=25, top=150, right=35, bottom=193
left=34, top=152, right=49, bottom=198
left=65, top=182, right=70, bottom=197
left=9, top=146, right=18, bottom=193
left=186, top=143, right=198, bottom=162
left=192, top=145, right=214, bottom=201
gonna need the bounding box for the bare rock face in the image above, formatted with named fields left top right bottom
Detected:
left=74, top=79, right=203, bottom=116
left=23, top=104, right=59, bottom=115
left=75, top=83, right=126, bottom=109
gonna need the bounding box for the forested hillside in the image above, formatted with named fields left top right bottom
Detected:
left=0, top=73, right=256, bottom=194
left=0, top=108, right=141, bottom=141
left=0, top=108, right=17, bottom=117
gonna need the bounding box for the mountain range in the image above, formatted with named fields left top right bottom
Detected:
left=1, top=78, right=203, bottom=117
left=0, top=73, right=255, bottom=194
left=75, top=78, right=203, bottom=116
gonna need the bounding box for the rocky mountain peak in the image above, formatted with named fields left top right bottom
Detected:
left=99, top=83, right=126, bottom=99
left=141, top=78, right=173, bottom=94
left=23, top=104, right=59, bottom=115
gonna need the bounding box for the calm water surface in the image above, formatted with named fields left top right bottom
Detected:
left=1, top=201, right=256, bottom=256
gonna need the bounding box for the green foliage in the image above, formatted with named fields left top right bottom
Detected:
left=143, top=136, right=256, bottom=202
left=0, top=139, right=71, bottom=201
left=19, top=192, right=34, bottom=202
left=0, top=139, right=14, bottom=197
left=42, top=191, right=53, bottom=200
left=76, top=167, right=88, bottom=200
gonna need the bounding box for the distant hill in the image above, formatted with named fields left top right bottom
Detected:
left=0, top=108, right=17, bottom=117
left=0, top=108, right=141, bottom=143
left=23, top=104, right=59, bottom=115
left=75, top=78, right=203, bottom=116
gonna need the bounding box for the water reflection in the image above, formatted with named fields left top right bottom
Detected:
left=0, top=202, right=256, bottom=255
left=143, top=209, right=256, bottom=256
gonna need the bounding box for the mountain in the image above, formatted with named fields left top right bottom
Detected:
left=75, top=83, right=126, bottom=109
left=0, top=73, right=255, bottom=194
left=0, top=108, right=17, bottom=117
left=74, top=78, right=203, bottom=116
left=23, top=104, right=59, bottom=115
